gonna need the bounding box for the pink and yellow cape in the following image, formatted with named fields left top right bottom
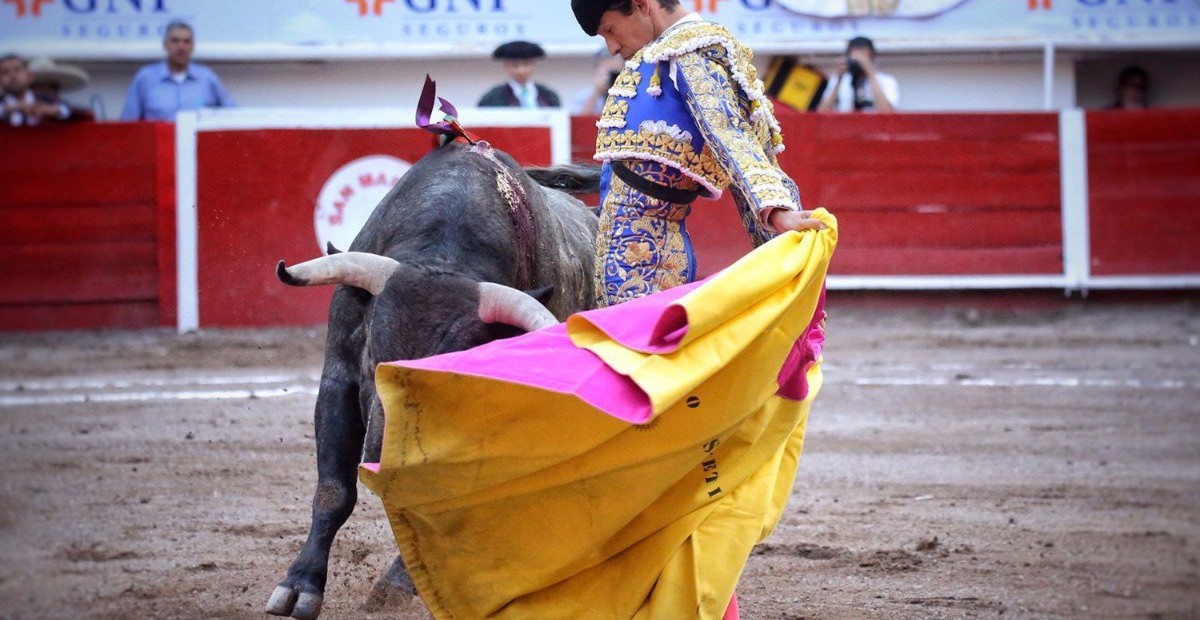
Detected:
left=361, top=210, right=837, bottom=619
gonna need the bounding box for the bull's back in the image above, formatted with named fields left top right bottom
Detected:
left=536, top=189, right=599, bottom=317
left=350, top=148, right=519, bottom=273
left=348, top=143, right=598, bottom=315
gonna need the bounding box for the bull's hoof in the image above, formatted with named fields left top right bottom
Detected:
left=266, top=585, right=324, bottom=620
left=266, top=586, right=296, bottom=615
left=364, top=555, right=419, bottom=612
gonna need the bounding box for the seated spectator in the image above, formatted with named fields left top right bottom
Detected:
left=1, top=54, right=92, bottom=126
left=572, top=49, right=625, bottom=115
left=817, top=36, right=898, bottom=113
left=121, top=20, right=234, bottom=121
left=478, top=41, right=561, bottom=108
left=1109, top=65, right=1149, bottom=110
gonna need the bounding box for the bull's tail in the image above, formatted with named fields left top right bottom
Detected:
left=525, top=164, right=602, bottom=196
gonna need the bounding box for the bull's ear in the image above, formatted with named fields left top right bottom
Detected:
left=326, top=242, right=342, bottom=255
left=525, top=285, right=554, bottom=307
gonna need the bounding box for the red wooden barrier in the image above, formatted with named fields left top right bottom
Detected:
left=0, top=122, right=174, bottom=331
left=570, top=115, right=598, bottom=165
left=569, top=109, right=1064, bottom=278
left=4, top=111, right=1195, bottom=332
left=796, top=111, right=1063, bottom=276
left=1086, top=109, right=1200, bottom=276
left=194, top=126, right=554, bottom=328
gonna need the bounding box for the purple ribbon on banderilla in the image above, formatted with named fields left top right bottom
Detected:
left=416, top=74, right=476, bottom=145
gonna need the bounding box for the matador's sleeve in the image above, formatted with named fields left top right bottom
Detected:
left=674, top=47, right=802, bottom=240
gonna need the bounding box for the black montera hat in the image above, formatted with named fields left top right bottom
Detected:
left=571, top=0, right=615, bottom=38
left=492, top=40, right=547, bottom=60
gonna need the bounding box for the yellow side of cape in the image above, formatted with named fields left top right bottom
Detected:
left=361, top=210, right=837, bottom=619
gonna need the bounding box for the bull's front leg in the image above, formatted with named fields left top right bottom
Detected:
left=358, top=390, right=419, bottom=611
left=267, top=377, right=362, bottom=620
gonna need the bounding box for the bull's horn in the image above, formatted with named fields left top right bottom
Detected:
left=477, top=282, right=558, bottom=332
left=276, top=252, right=400, bottom=296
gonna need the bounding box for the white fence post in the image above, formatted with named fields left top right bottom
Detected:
left=1042, top=41, right=1056, bottom=111
left=175, top=112, right=200, bottom=333
left=1058, top=109, right=1091, bottom=296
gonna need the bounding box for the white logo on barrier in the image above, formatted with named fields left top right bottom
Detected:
left=314, top=155, right=411, bottom=255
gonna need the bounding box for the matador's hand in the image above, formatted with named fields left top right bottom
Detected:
left=768, top=208, right=827, bottom=233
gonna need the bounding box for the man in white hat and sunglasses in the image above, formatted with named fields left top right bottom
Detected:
left=1, top=54, right=93, bottom=126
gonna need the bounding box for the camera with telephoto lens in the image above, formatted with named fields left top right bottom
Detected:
left=846, top=58, right=866, bottom=83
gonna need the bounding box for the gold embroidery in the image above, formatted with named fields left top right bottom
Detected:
left=593, top=20, right=801, bottom=260
left=603, top=99, right=629, bottom=118
left=642, top=22, right=786, bottom=152
left=673, top=43, right=800, bottom=233
left=593, top=162, right=694, bottom=308
left=595, top=21, right=794, bottom=209
left=611, top=62, right=643, bottom=92
left=599, top=56, right=643, bottom=130
left=595, top=125, right=729, bottom=192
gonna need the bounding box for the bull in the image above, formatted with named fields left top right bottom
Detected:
left=265, top=140, right=601, bottom=619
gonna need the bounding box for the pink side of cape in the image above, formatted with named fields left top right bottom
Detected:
left=381, top=279, right=823, bottom=425
left=385, top=323, right=656, bottom=424
left=384, top=280, right=704, bottom=425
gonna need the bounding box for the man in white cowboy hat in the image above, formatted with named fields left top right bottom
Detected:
left=29, top=56, right=89, bottom=98
left=1, top=54, right=93, bottom=126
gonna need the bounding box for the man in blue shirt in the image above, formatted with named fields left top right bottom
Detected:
left=121, top=20, right=234, bottom=121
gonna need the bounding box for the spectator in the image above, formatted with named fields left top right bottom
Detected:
left=817, top=36, right=898, bottom=113
left=1109, top=65, right=1149, bottom=110
left=572, top=49, right=625, bottom=115
left=28, top=56, right=95, bottom=122
left=1, top=54, right=24, bottom=118
left=120, top=20, right=234, bottom=121
left=1, top=54, right=91, bottom=126
left=477, top=41, right=561, bottom=108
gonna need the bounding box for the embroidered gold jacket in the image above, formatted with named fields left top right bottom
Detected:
left=594, top=20, right=801, bottom=246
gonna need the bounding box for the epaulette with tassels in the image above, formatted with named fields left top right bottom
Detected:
left=641, top=22, right=785, bottom=154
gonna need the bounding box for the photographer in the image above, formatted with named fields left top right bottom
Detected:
left=818, top=36, right=898, bottom=113
left=572, top=49, right=625, bottom=115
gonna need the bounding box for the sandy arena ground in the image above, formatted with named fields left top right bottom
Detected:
left=1, top=295, right=1197, bottom=620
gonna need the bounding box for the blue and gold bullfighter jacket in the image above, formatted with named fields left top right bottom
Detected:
left=592, top=19, right=802, bottom=307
